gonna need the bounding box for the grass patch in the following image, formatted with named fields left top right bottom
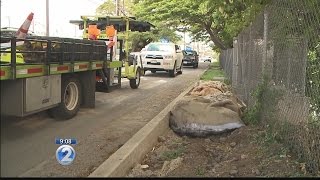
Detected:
left=195, top=166, right=205, bottom=176
left=161, top=146, right=185, bottom=161
left=200, top=61, right=225, bottom=81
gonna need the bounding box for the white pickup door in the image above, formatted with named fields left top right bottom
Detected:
left=174, top=45, right=183, bottom=68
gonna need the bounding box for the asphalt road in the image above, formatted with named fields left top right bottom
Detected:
left=1, top=62, right=209, bottom=177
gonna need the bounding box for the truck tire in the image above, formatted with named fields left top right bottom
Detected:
left=168, top=62, right=177, bottom=77
left=48, top=76, right=81, bottom=120
left=130, top=68, right=141, bottom=89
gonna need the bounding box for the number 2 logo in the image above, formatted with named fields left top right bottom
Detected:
left=56, top=145, right=76, bottom=165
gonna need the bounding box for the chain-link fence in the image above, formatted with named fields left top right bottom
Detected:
left=220, top=0, right=320, bottom=175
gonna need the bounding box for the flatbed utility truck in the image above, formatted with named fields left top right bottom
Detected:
left=0, top=15, right=154, bottom=120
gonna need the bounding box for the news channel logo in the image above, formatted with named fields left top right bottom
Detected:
left=55, top=138, right=77, bottom=165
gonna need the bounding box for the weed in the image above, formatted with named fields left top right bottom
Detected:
left=242, top=74, right=284, bottom=125
left=195, top=166, right=205, bottom=176
left=211, top=61, right=220, bottom=67
left=223, top=78, right=232, bottom=85
left=161, top=146, right=185, bottom=161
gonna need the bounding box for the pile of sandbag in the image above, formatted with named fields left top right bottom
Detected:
left=169, top=81, right=246, bottom=137
left=189, top=81, right=227, bottom=96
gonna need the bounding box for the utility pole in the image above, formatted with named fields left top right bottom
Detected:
left=183, top=28, right=186, bottom=50
left=32, top=18, right=35, bottom=32
left=197, top=41, right=199, bottom=52
left=46, top=0, right=49, bottom=36
left=7, top=16, right=11, bottom=27
left=115, top=0, right=120, bottom=16
left=123, top=0, right=125, bottom=14
left=74, top=26, right=77, bottom=38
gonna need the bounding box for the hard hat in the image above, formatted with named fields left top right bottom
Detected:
left=106, top=25, right=116, bottom=37
left=88, top=24, right=100, bottom=36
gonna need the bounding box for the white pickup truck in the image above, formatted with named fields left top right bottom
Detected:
left=140, top=42, right=183, bottom=77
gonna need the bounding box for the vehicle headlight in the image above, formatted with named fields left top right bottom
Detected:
left=163, top=55, right=173, bottom=59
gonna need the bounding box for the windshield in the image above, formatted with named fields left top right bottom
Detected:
left=146, top=43, right=174, bottom=52
left=183, top=50, right=196, bottom=56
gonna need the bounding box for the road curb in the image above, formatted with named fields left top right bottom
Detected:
left=89, top=82, right=197, bottom=177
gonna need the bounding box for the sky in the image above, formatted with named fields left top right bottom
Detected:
left=0, top=0, right=193, bottom=41
left=1, top=0, right=104, bottom=37
left=0, top=0, right=209, bottom=51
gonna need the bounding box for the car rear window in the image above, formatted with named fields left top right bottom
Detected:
left=183, top=50, right=197, bottom=56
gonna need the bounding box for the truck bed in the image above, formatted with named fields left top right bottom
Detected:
left=0, top=36, right=121, bottom=80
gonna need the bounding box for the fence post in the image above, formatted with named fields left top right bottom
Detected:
left=263, top=9, right=269, bottom=78
left=232, top=38, right=238, bottom=86
left=301, top=38, right=308, bottom=95
left=247, top=25, right=253, bottom=106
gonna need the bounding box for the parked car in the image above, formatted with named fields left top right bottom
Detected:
left=201, top=56, right=212, bottom=63
left=141, top=42, right=183, bottom=77
left=182, top=50, right=199, bottom=68
left=204, top=58, right=211, bottom=63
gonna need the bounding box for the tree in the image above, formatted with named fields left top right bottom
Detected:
left=95, top=0, right=181, bottom=51
left=133, top=0, right=269, bottom=50
left=96, top=0, right=116, bottom=16
left=129, top=27, right=182, bottom=52
left=96, top=0, right=135, bottom=16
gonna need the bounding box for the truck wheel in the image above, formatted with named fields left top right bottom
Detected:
left=193, top=63, right=198, bottom=69
left=130, top=68, right=141, bottom=89
left=48, top=76, right=81, bottom=120
left=168, top=62, right=177, bottom=77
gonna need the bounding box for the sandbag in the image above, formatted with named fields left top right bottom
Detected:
left=190, top=81, right=228, bottom=96
left=169, top=81, right=246, bottom=137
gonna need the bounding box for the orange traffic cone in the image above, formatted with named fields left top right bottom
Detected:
left=15, top=12, right=34, bottom=39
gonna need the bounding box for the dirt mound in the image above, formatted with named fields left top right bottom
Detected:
left=128, top=127, right=307, bottom=177
left=169, top=81, right=246, bottom=137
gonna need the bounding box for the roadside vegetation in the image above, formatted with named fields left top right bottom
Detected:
left=96, top=0, right=269, bottom=52
left=200, top=61, right=225, bottom=81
